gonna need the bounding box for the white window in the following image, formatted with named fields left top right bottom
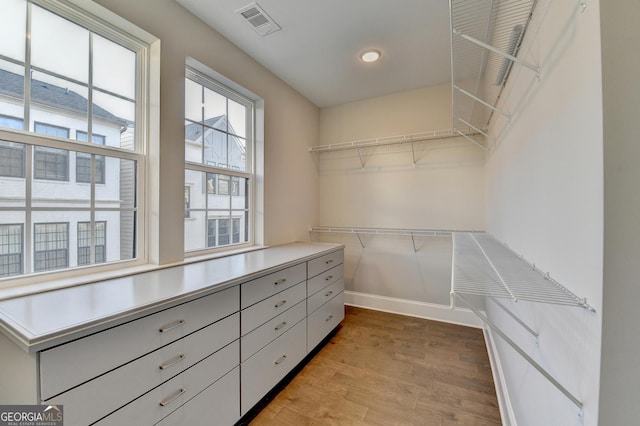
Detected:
left=184, top=66, right=253, bottom=253
left=0, top=0, right=150, bottom=281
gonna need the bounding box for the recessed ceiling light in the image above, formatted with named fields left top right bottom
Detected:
left=360, top=49, right=381, bottom=63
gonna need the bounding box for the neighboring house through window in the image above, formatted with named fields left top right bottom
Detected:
left=76, top=131, right=106, bottom=184
left=184, top=65, right=253, bottom=252
left=78, top=221, right=106, bottom=265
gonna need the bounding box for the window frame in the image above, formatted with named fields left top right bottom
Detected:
left=184, top=66, right=255, bottom=255
left=0, top=0, right=152, bottom=286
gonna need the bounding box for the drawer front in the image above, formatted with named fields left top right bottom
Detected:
left=155, top=366, right=240, bottom=426
left=95, top=340, right=239, bottom=426
left=241, top=300, right=306, bottom=362
left=45, top=313, right=238, bottom=426
left=307, top=249, right=344, bottom=279
left=241, top=263, right=306, bottom=309
left=308, top=291, right=344, bottom=352
left=40, top=286, right=239, bottom=400
left=241, top=281, right=306, bottom=335
left=307, top=278, right=344, bottom=316
left=241, top=319, right=307, bottom=415
left=307, top=263, right=344, bottom=296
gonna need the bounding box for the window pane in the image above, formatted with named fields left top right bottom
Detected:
left=184, top=187, right=190, bottom=218
left=76, top=153, right=105, bottom=184
left=34, top=146, right=69, bottom=181
left=185, top=79, right=202, bottom=122
left=203, top=87, right=225, bottom=128
left=228, top=99, right=246, bottom=138
left=0, top=223, right=23, bottom=278
left=0, top=62, right=25, bottom=125
left=0, top=0, right=26, bottom=62
left=31, top=5, right=89, bottom=83
left=33, top=222, right=68, bottom=272
left=115, top=211, right=136, bottom=261
left=93, top=34, right=136, bottom=100
left=232, top=218, right=240, bottom=244
left=184, top=210, right=205, bottom=251
left=207, top=218, right=217, bottom=247
left=229, top=135, right=246, bottom=171
left=185, top=121, right=203, bottom=163
left=108, top=158, right=136, bottom=209
left=31, top=72, right=89, bottom=135
left=204, top=129, right=227, bottom=166
left=218, top=218, right=230, bottom=246
left=78, top=221, right=106, bottom=265
left=0, top=141, right=25, bottom=178
left=92, top=90, right=134, bottom=149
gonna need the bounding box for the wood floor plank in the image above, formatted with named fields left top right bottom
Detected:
left=249, top=306, right=501, bottom=426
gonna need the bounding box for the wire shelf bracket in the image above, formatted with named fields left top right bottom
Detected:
left=308, top=226, right=472, bottom=252
left=450, top=232, right=595, bottom=421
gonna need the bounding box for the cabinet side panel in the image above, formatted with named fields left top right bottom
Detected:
left=0, top=333, right=38, bottom=404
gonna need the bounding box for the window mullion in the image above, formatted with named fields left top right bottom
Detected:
left=24, top=145, right=33, bottom=274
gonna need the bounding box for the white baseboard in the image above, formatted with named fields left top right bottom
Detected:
left=344, top=290, right=483, bottom=328
left=483, top=326, right=517, bottom=426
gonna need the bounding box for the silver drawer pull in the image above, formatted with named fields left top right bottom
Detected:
left=274, top=278, right=287, bottom=286
left=325, top=275, right=333, bottom=281
left=325, top=315, right=333, bottom=322
left=275, top=355, right=287, bottom=365
left=274, top=321, right=287, bottom=331
left=159, top=353, right=185, bottom=370
left=159, top=388, right=186, bottom=407
left=325, top=290, right=334, bottom=297
left=158, top=319, right=185, bottom=333
left=325, top=259, right=334, bottom=265
left=274, top=300, right=287, bottom=308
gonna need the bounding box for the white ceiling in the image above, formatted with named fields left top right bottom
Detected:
left=176, top=0, right=452, bottom=108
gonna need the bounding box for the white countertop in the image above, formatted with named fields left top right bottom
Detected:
left=0, top=242, right=343, bottom=353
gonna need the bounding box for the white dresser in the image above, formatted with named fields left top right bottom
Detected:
left=0, top=243, right=344, bottom=426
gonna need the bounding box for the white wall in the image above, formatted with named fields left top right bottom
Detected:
left=598, top=0, right=640, bottom=424
left=94, top=0, right=320, bottom=264
left=483, top=0, right=603, bottom=424
left=316, top=84, right=485, bottom=324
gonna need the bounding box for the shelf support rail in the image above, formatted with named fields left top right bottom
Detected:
left=454, top=292, right=584, bottom=416
left=488, top=296, right=539, bottom=341
left=453, top=85, right=512, bottom=121
left=453, top=29, right=540, bottom=78
left=454, top=128, right=489, bottom=152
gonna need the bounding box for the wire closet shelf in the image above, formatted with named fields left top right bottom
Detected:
left=450, top=0, right=540, bottom=149
left=451, top=232, right=595, bottom=311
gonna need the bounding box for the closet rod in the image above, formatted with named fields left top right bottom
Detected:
left=453, top=293, right=583, bottom=413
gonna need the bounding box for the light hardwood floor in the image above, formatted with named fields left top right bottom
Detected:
left=248, top=306, right=502, bottom=426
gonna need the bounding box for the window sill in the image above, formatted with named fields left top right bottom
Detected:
left=0, top=245, right=267, bottom=301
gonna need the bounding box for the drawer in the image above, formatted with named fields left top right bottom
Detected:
left=241, top=281, right=306, bottom=335
left=308, top=291, right=344, bottom=352
left=241, top=300, right=305, bottom=362
left=307, top=263, right=343, bottom=296
left=241, top=263, right=306, bottom=309
left=155, top=366, right=240, bottom=426
left=40, top=285, right=239, bottom=400
left=307, top=249, right=344, bottom=279
left=95, top=340, right=239, bottom=426
left=241, top=319, right=307, bottom=415
left=307, top=279, right=344, bottom=316
left=45, top=313, right=239, bottom=426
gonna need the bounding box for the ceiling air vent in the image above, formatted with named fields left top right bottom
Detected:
left=236, top=2, right=281, bottom=37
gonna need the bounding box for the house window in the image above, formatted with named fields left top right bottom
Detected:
left=34, top=223, right=68, bottom=272
left=184, top=65, right=253, bottom=253
left=0, top=0, right=150, bottom=281
left=0, top=224, right=23, bottom=278
left=207, top=217, right=241, bottom=247
left=78, top=221, right=106, bottom=265
left=0, top=141, right=26, bottom=178
left=76, top=132, right=106, bottom=184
